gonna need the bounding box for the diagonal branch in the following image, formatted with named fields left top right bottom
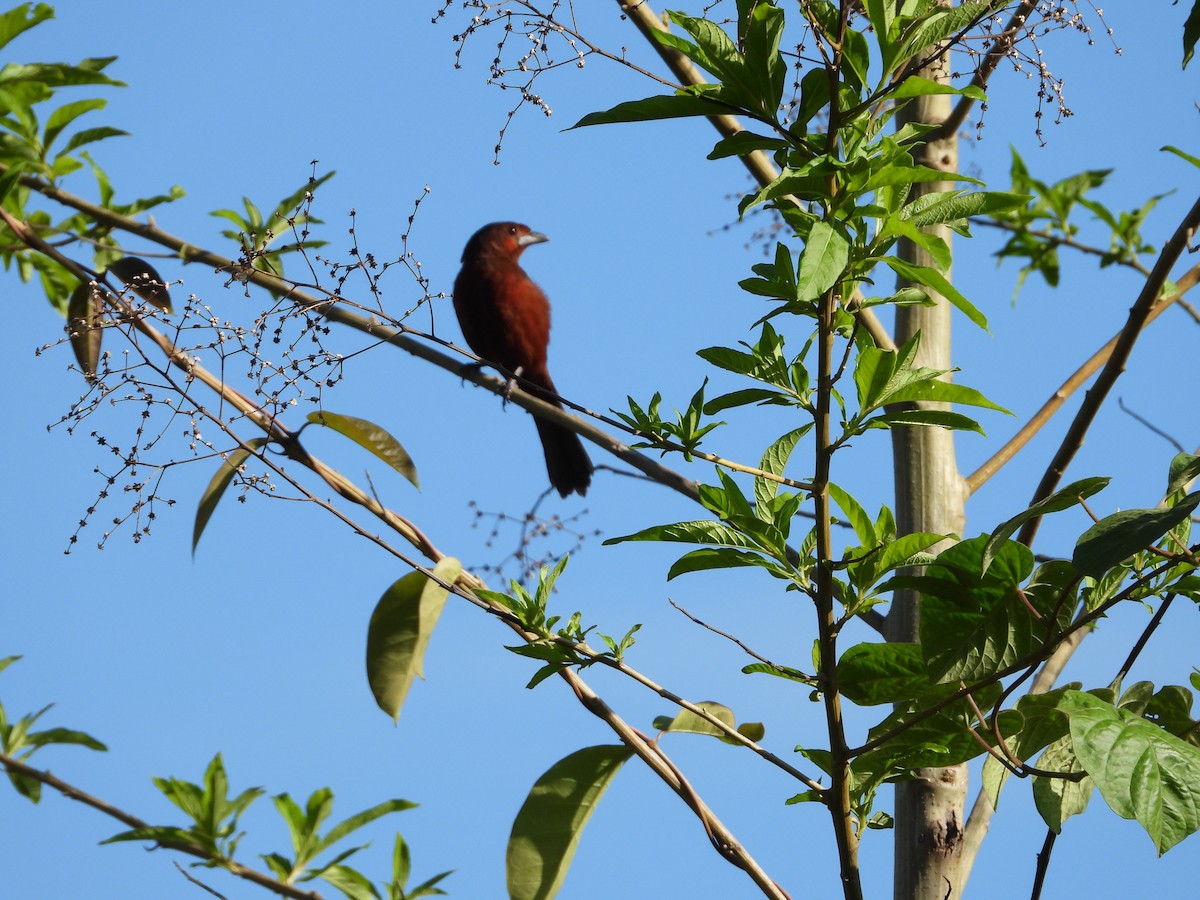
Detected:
left=965, top=262, right=1200, bottom=494
left=1016, top=194, right=1200, bottom=545
left=557, top=669, right=791, bottom=899
left=0, top=752, right=325, bottom=900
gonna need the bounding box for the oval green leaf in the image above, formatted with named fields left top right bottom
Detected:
left=365, top=557, right=462, bottom=723
left=507, top=745, right=633, bottom=900
left=307, top=411, right=419, bottom=488
left=1062, top=690, right=1200, bottom=853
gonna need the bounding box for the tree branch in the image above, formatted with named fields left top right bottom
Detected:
left=965, top=262, right=1200, bottom=494
left=1016, top=194, right=1200, bottom=545
left=0, top=752, right=325, bottom=900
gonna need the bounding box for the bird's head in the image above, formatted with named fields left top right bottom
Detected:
left=461, top=222, right=549, bottom=262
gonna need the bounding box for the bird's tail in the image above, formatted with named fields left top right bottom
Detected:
left=535, top=417, right=593, bottom=497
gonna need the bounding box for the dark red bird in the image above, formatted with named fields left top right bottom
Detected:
left=453, top=222, right=593, bottom=497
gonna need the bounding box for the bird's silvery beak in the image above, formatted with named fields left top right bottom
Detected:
left=518, top=231, right=549, bottom=247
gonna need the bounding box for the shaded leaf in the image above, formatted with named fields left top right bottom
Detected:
left=66, top=281, right=104, bottom=377
left=365, top=558, right=462, bottom=723
left=106, top=256, right=171, bottom=313
left=507, top=745, right=632, bottom=900
left=570, top=93, right=727, bottom=130
left=1032, top=734, right=1093, bottom=833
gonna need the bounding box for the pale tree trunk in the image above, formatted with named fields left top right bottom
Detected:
left=887, top=26, right=971, bottom=900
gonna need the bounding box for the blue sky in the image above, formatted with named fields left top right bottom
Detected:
left=2, top=2, right=1199, bottom=898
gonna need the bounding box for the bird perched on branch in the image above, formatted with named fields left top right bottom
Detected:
left=453, top=222, right=593, bottom=497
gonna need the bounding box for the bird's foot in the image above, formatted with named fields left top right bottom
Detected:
left=501, top=366, right=524, bottom=407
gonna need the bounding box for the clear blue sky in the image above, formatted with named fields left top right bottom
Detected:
left=2, top=2, right=1198, bottom=898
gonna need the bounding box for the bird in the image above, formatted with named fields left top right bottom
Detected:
left=452, top=222, right=593, bottom=497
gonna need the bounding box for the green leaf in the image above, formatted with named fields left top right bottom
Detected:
left=708, top=130, right=788, bottom=160
left=884, top=379, right=1008, bottom=413
left=863, top=408, right=983, bottom=434
left=507, top=745, right=633, bottom=900
left=1032, top=734, right=1093, bottom=832
left=891, top=76, right=985, bottom=101
left=1162, top=144, right=1200, bottom=168
left=897, top=536, right=1048, bottom=681
left=59, top=125, right=127, bottom=156
left=666, top=547, right=791, bottom=580
left=654, top=701, right=735, bottom=738
left=23, top=727, right=106, bottom=752
left=321, top=798, right=417, bottom=852
left=982, top=477, right=1110, bottom=574
left=886, top=257, right=988, bottom=330
left=900, top=2, right=989, bottom=59
left=319, top=864, right=381, bottom=900
left=1166, top=452, right=1200, bottom=498
left=365, top=558, right=462, bottom=723
left=796, top=221, right=849, bottom=302
left=864, top=165, right=982, bottom=193
left=910, top=190, right=1030, bottom=227
left=1063, top=691, right=1200, bottom=853
left=1072, top=495, right=1200, bottom=578
left=192, top=440, right=269, bottom=557
left=604, top=520, right=761, bottom=550
left=42, top=98, right=105, bottom=153
left=570, top=93, right=726, bottom=130
left=828, top=482, right=875, bottom=547
left=0, top=4, right=54, bottom=55
left=836, top=642, right=929, bottom=706
left=307, top=411, right=419, bottom=488
left=754, top=425, right=810, bottom=509
left=1184, top=1, right=1200, bottom=68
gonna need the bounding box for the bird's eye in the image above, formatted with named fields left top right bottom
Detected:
left=508, top=225, right=518, bottom=235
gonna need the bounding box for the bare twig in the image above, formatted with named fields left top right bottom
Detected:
left=1117, top=398, right=1186, bottom=454
left=174, top=861, right=231, bottom=900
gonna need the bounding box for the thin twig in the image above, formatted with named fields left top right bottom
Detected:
left=669, top=598, right=813, bottom=677
left=174, top=861, right=231, bottom=900
left=1117, top=398, right=1186, bottom=453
